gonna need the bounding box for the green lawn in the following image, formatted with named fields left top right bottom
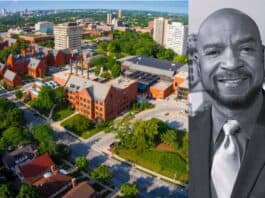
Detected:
left=52, top=106, right=74, bottom=121
left=61, top=114, right=112, bottom=139
left=115, top=148, right=188, bottom=182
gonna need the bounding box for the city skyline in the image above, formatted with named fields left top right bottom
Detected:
left=0, top=1, right=188, bottom=14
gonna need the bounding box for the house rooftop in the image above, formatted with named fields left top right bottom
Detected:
left=4, top=69, right=16, bottom=81
left=151, top=80, right=172, bottom=90
left=19, top=153, right=55, bottom=183
left=34, top=173, right=73, bottom=198
left=63, top=181, right=96, bottom=198
left=28, top=58, right=40, bottom=69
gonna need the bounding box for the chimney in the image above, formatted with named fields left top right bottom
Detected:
left=51, top=165, right=58, bottom=175
left=21, top=49, right=26, bottom=57
left=75, top=63, right=78, bottom=75
left=81, top=59, right=83, bottom=76
left=70, top=59, right=72, bottom=74
left=33, top=149, right=38, bottom=158
left=87, top=69, right=89, bottom=79
left=71, top=178, right=77, bottom=188
left=32, top=48, right=36, bottom=56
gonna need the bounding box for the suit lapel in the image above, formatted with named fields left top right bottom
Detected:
left=189, top=108, right=212, bottom=198
left=231, top=100, right=265, bottom=198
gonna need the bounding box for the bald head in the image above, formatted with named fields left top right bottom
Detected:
left=196, top=8, right=265, bottom=109
left=198, top=8, right=262, bottom=45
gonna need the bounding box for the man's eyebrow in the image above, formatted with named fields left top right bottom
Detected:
left=235, top=37, right=257, bottom=45
left=202, top=43, right=224, bottom=50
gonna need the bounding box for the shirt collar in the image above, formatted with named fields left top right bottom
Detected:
left=211, top=91, right=263, bottom=143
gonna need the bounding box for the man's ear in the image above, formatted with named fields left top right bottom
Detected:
left=193, top=51, right=201, bottom=78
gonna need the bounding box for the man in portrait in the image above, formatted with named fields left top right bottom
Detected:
left=189, top=8, right=265, bottom=198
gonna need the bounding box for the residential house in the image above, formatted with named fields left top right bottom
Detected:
left=63, top=181, right=96, bottom=198
left=18, top=153, right=55, bottom=183
left=2, top=144, right=37, bottom=171
left=3, top=69, right=23, bottom=87
left=27, top=58, right=47, bottom=78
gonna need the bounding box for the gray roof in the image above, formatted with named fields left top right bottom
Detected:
left=65, top=75, right=111, bottom=101
left=0, top=63, right=5, bottom=70
left=85, top=55, right=105, bottom=63
left=2, top=144, right=35, bottom=169
left=4, top=69, right=16, bottom=81
left=120, top=56, right=183, bottom=78
left=28, top=58, right=40, bottom=69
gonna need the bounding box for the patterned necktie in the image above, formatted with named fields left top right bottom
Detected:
left=211, top=120, right=241, bottom=198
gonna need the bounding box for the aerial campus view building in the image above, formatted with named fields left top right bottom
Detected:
left=0, top=2, right=188, bottom=197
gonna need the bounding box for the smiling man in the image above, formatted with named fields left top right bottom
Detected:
left=189, top=8, right=265, bottom=198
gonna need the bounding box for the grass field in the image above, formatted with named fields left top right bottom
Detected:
left=61, top=114, right=111, bottom=139
left=115, top=147, right=188, bottom=182
left=52, top=106, right=74, bottom=121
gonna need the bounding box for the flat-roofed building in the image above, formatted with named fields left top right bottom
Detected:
left=54, top=22, right=82, bottom=50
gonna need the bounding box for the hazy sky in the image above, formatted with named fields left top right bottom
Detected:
left=189, top=0, right=265, bottom=42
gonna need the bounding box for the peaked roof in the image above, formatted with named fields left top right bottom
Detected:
left=65, top=75, right=111, bottom=101
left=63, top=181, right=96, bottom=198
left=19, top=153, right=55, bottom=183
left=28, top=58, right=40, bottom=69
left=4, top=69, right=16, bottom=81
left=34, top=174, right=73, bottom=197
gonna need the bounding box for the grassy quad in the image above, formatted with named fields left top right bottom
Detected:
left=61, top=114, right=111, bottom=139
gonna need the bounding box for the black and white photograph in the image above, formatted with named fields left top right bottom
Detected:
left=188, top=0, right=265, bottom=198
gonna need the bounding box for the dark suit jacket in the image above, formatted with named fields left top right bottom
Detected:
left=189, top=100, right=265, bottom=198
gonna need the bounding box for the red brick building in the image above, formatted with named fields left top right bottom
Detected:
left=27, top=58, right=47, bottom=78
left=44, top=48, right=68, bottom=66
left=0, top=63, right=7, bottom=78
left=53, top=71, right=137, bottom=122
left=6, top=54, right=29, bottom=74
left=3, top=69, right=23, bottom=87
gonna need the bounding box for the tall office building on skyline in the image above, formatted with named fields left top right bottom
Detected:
left=54, top=22, right=82, bottom=50
left=118, top=9, right=122, bottom=18
left=153, top=17, right=187, bottom=55
left=107, top=13, right=112, bottom=25
left=153, top=17, right=167, bottom=45
left=164, top=21, right=188, bottom=55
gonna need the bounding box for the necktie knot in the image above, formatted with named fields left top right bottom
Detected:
left=223, top=120, right=240, bottom=136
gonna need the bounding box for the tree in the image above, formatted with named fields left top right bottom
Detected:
left=0, top=184, right=13, bottom=198
left=111, top=63, right=121, bottom=77
left=1, top=127, right=28, bottom=148
left=54, top=144, right=71, bottom=161
left=0, top=98, right=24, bottom=131
left=120, top=183, right=139, bottom=198
left=173, top=55, right=188, bottom=64
left=15, top=90, right=23, bottom=100
left=91, top=165, right=112, bottom=182
left=32, top=124, right=56, bottom=155
left=75, top=156, right=89, bottom=171
left=160, top=130, right=177, bottom=147
left=53, top=87, right=65, bottom=105
left=17, top=184, right=41, bottom=198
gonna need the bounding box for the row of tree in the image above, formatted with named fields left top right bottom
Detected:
left=97, top=31, right=188, bottom=64
left=90, top=56, right=121, bottom=78
left=0, top=39, right=28, bottom=63
left=117, top=118, right=188, bottom=158
left=30, top=86, right=65, bottom=115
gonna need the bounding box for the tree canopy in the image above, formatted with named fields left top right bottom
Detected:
left=75, top=156, right=89, bottom=171
left=17, top=184, right=41, bottom=198
left=32, top=124, right=56, bottom=155
left=91, top=165, right=112, bottom=182
left=0, top=98, right=24, bottom=132
left=120, top=183, right=139, bottom=198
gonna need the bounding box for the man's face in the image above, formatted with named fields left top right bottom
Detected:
left=197, top=14, right=264, bottom=108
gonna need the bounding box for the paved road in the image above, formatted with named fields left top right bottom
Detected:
left=2, top=87, right=188, bottom=198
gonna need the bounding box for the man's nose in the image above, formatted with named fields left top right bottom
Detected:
left=221, top=48, right=243, bottom=70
